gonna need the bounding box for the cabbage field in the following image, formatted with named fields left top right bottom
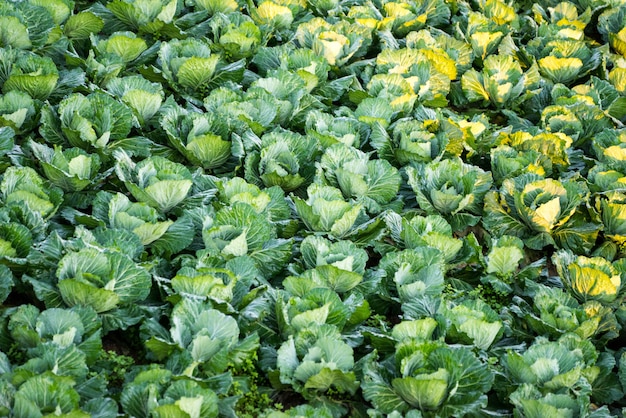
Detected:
left=2, top=0, right=626, bottom=416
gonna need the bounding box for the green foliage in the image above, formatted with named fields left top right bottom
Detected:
left=91, top=350, right=134, bottom=390
left=407, top=158, right=493, bottom=231
left=2, top=0, right=626, bottom=416
left=231, top=353, right=279, bottom=417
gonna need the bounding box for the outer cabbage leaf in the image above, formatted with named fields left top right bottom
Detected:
left=407, top=158, right=492, bottom=231
left=245, top=129, right=319, bottom=193
left=4, top=2, right=58, bottom=49
left=0, top=91, right=36, bottom=133
left=497, top=131, right=572, bottom=175
left=526, top=28, right=600, bottom=85
left=592, top=129, right=626, bottom=172
left=171, top=266, right=237, bottom=304
left=202, top=202, right=292, bottom=277
left=28, top=141, right=103, bottom=192
left=508, top=282, right=616, bottom=342
left=0, top=15, right=31, bottom=49
left=1, top=166, right=63, bottom=219
left=92, top=31, right=148, bottom=63
left=120, top=367, right=218, bottom=418
left=2, top=51, right=59, bottom=101
left=207, top=12, right=262, bottom=61
left=593, top=191, right=626, bottom=253
left=0, top=221, right=32, bottom=268
left=399, top=214, right=463, bottom=263
left=56, top=92, right=133, bottom=150
left=378, top=247, right=445, bottom=317
left=503, top=333, right=599, bottom=406
left=598, top=4, right=626, bottom=56
left=12, top=374, right=83, bottom=417
left=161, top=104, right=239, bottom=172
left=56, top=248, right=151, bottom=313
left=553, top=250, right=622, bottom=305
left=442, top=299, right=503, bottom=350
left=216, top=177, right=291, bottom=225
left=382, top=0, right=451, bottom=36
left=305, top=110, right=361, bottom=149
left=294, top=18, right=372, bottom=67
left=115, top=152, right=193, bottom=213
left=299, top=235, right=368, bottom=275
left=106, top=0, right=180, bottom=35
left=491, top=145, right=553, bottom=185
left=483, top=175, right=598, bottom=252
left=355, top=98, right=394, bottom=128
left=158, top=38, right=245, bottom=100
left=362, top=340, right=493, bottom=416
left=105, top=75, right=164, bottom=126
left=146, top=299, right=259, bottom=378
left=0, top=265, right=13, bottom=304
left=293, top=184, right=366, bottom=238
left=276, top=334, right=358, bottom=400
left=41, top=1, right=75, bottom=35
left=63, top=11, right=104, bottom=40
left=189, top=0, right=238, bottom=14
left=251, top=1, right=294, bottom=31
left=317, top=143, right=401, bottom=213
left=462, top=54, right=539, bottom=108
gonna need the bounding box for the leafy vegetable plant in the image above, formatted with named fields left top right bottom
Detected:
left=2, top=0, right=626, bottom=416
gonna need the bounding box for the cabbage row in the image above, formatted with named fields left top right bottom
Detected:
left=1, top=0, right=626, bottom=416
